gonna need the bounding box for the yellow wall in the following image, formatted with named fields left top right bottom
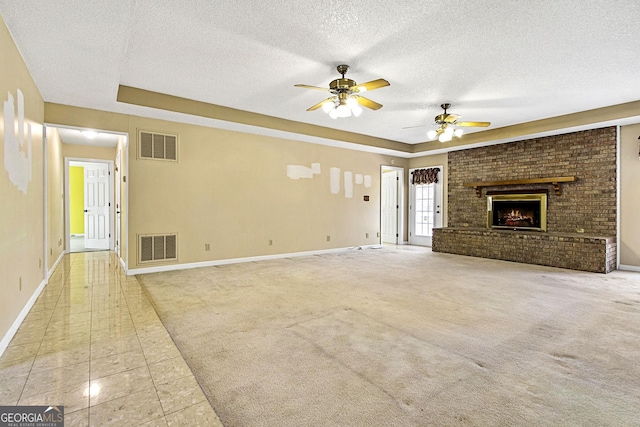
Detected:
left=620, top=123, right=640, bottom=267
left=69, top=166, right=84, bottom=234
left=0, top=15, right=45, bottom=345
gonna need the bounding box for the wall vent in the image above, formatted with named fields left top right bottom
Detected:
left=138, top=130, right=178, bottom=161
left=139, top=234, right=178, bottom=263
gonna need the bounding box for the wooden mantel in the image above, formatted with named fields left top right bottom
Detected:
left=463, top=176, right=577, bottom=197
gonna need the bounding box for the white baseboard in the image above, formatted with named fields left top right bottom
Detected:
left=618, top=264, right=640, bottom=272
left=119, top=256, right=127, bottom=273
left=48, top=251, right=65, bottom=281
left=0, top=251, right=66, bottom=357
left=0, top=278, right=47, bottom=357
left=127, top=245, right=380, bottom=276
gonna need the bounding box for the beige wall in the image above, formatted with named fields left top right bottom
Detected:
left=620, top=123, right=640, bottom=267
left=47, top=127, right=65, bottom=269
left=0, top=16, right=45, bottom=344
left=63, top=143, right=116, bottom=161
left=409, top=153, right=449, bottom=228
left=126, top=116, right=396, bottom=269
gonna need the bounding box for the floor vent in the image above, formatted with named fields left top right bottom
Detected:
left=139, top=130, right=178, bottom=161
left=139, top=234, right=178, bottom=263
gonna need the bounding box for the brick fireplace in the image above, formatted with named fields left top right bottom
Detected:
left=432, top=127, right=617, bottom=273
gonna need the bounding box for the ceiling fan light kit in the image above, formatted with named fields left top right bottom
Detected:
left=429, top=103, right=491, bottom=142
left=295, top=65, right=389, bottom=119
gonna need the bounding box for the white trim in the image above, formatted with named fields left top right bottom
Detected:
left=127, top=245, right=381, bottom=276
left=43, top=126, right=48, bottom=286
left=618, top=264, right=640, bottom=273
left=408, top=166, right=443, bottom=247
left=380, top=165, right=405, bottom=246
left=48, top=251, right=65, bottom=281
left=119, top=256, right=127, bottom=272
left=0, top=278, right=47, bottom=357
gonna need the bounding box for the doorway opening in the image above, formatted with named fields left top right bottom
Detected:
left=380, top=166, right=404, bottom=245
left=66, top=159, right=113, bottom=252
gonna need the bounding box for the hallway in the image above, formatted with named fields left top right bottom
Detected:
left=0, top=252, right=221, bottom=426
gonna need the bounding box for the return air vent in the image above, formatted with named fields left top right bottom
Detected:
left=139, top=234, right=178, bottom=263
left=138, top=130, right=178, bottom=161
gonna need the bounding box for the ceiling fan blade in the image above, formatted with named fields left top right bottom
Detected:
left=443, top=114, right=460, bottom=123
left=306, top=97, right=335, bottom=111
left=402, top=124, right=428, bottom=129
left=353, top=78, right=390, bottom=92
left=295, top=84, right=330, bottom=91
left=455, top=121, right=491, bottom=127
left=353, top=95, right=383, bottom=110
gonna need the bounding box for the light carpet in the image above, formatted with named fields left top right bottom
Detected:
left=137, top=246, right=640, bottom=426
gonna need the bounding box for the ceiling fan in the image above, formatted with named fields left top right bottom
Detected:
left=407, top=103, right=491, bottom=142
left=295, top=65, right=389, bottom=119
left=431, top=103, right=491, bottom=141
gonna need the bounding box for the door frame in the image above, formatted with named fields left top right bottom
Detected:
left=409, top=166, right=443, bottom=247
left=115, top=149, right=121, bottom=257
left=64, top=157, right=114, bottom=252
left=380, top=165, right=405, bottom=245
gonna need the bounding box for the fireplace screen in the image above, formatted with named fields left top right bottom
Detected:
left=487, top=193, right=547, bottom=231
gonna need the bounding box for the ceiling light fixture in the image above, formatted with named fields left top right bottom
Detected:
left=428, top=123, right=465, bottom=143
left=295, top=65, right=389, bottom=119
left=426, top=103, right=490, bottom=142
left=325, top=93, right=363, bottom=119
left=82, top=130, right=98, bottom=139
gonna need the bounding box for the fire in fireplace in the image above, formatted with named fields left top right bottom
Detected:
left=487, top=192, right=547, bottom=231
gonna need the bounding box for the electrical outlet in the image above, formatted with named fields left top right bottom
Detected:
left=377, top=232, right=380, bottom=237
left=19, top=277, right=22, bottom=291
left=326, top=235, right=331, bottom=242
left=50, top=248, right=53, bottom=255
left=269, top=239, right=273, bottom=246
left=204, top=243, right=211, bottom=251
left=58, top=238, right=62, bottom=246
left=39, top=258, right=42, bottom=268
left=366, top=233, right=369, bottom=238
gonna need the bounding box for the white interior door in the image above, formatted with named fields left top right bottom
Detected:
left=381, top=170, right=399, bottom=244
left=84, top=163, right=110, bottom=249
left=409, top=167, right=443, bottom=247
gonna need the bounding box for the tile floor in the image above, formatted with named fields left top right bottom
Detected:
left=0, top=251, right=223, bottom=426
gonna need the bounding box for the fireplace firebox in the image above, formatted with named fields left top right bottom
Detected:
left=487, top=193, right=547, bottom=231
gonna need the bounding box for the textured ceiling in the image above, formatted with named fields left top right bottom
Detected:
left=2, top=0, right=640, bottom=154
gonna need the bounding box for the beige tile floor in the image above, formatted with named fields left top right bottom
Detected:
left=0, top=251, right=223, bottom=426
